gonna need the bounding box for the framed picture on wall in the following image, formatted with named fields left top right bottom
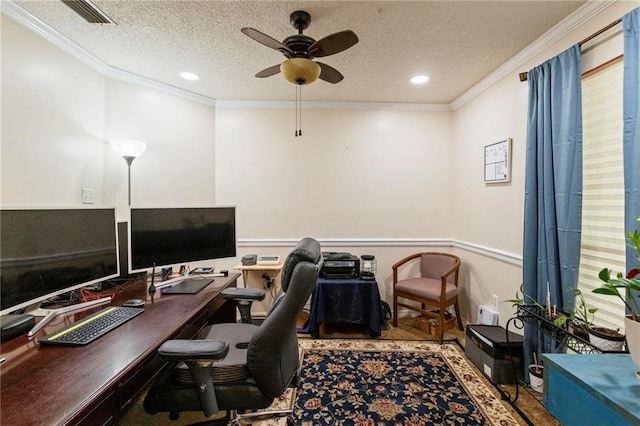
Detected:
left=484, top=138, right=511, bottom=183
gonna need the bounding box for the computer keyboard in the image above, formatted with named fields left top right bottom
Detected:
left=39, top=306, right=144, bottom=346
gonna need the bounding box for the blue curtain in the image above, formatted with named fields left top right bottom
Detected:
left=523, top=45, right=583, bottom=369
left=624, top=8, right=640, bottom=309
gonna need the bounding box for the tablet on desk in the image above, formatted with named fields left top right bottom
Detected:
left=161, top=278, right=213, bottom=294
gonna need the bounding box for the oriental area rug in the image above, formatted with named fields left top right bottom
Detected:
left=289, top=339, right=523, bottom=426
left=124, top=338, right=526, bottom=425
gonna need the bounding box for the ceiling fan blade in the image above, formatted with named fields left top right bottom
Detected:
left=309, top=30, right=358, bottom=58
left=241, top=27, right=292, bottom=55
left=255, top=64, right=281, bottom=78
left=317, top=62, right=344, bottom=84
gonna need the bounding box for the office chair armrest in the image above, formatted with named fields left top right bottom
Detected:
left=158, top=339, right=229, bottom=362
left=222, top=287, right=266, bottom=301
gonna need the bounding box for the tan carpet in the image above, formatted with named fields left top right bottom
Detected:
left=121, top=316, right=559, bottom=425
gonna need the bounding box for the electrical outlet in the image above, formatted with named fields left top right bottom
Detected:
left=81, top=188, right=95, bottom=204
left=492, top=294, right=499, bottom=309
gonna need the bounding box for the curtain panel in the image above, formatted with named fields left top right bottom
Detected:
left=523, top=44, right=583, bottom=369
left=623, top=8, right=640, bottom=311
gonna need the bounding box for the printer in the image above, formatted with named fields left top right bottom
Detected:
left=320, top=252, right=360, bottom=279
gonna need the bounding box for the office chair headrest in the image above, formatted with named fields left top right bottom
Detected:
left=280, top=237, right=322, bottom=292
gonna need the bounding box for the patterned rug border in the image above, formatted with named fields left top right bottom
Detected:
left=296, top=339, right=523, bottom=426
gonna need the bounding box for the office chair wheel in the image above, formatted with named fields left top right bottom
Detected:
left=169, top=411, right=180, bottom=420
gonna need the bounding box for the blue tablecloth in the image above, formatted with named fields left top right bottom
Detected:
left=304, top=277, right=383, bottom=338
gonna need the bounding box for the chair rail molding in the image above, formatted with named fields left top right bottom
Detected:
left=238, top=238, right=522, bottom=266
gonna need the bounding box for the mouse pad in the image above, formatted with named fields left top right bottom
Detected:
left=161, top=278, right=213, bottom=294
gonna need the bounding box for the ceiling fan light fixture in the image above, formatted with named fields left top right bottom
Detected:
left=280, top=58, right=321, bottom=85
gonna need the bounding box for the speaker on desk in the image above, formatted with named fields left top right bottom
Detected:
left=1, top=314, right=35, bottom=341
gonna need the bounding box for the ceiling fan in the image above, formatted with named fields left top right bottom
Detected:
left=241, top=10, right=359, bottom=85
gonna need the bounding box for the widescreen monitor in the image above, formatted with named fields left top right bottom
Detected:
left=129, top=207, right=236, bottom=273
left=0, top=207, right=119, bottom=315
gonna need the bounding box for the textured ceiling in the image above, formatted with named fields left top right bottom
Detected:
left=11, top=0, right=585, bottom=104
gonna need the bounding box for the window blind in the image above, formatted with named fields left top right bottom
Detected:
left=578, top=58, right=626, bottom=331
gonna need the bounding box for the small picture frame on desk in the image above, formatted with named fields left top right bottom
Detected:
left=484, top=138, right=511, bottom=183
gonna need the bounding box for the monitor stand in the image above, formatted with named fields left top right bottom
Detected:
left=26, top=296, right=112, bottom=338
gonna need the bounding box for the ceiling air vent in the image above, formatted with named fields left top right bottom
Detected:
left=61, top=0, right=115, bottom=24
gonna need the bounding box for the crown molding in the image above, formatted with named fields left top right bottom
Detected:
left=1, top=0, right=108, bottom=74
left=2, top=0, right=444, bottom=111
left=1, top=0, right=216, bottom=107
left=105, top=66, right=216, bottom=106
left=215, top=100, right=451, bottom=112
left=450, top=0, right=616, bottom=110
left=2, top=0, right=616, bottom=113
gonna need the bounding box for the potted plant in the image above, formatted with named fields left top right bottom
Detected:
left=528, top=354, right=544, bottom=393
left=507, top=284, right=566, bottom=326
left=560, top=288, right=596, bottom=342
left=594, top=216, right=640, bottom=369
left=556, top=287, right=623, bottom=351
left=588, top=321, right=625, bottom=352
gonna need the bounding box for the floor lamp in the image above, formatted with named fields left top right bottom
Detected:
left=110, top=139, right=147, bottom=206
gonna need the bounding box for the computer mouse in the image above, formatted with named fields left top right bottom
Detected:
left=123, top=299, right=145, bottom=308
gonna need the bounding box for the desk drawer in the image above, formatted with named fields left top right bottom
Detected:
left=117, top=353, right=164, bottom=415
left=75, top=391, right=115, bottom=426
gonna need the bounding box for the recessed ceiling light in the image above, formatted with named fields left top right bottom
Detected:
left=180, top=72, right=200, bottom=81
left=410, top=75, right=429, bottom=85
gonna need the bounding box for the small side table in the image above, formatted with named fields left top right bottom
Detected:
left=233, top=262, right=283, bottom=317
left=307, top=277, right=383, bottom=338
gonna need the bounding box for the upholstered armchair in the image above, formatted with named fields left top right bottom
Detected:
left=392, top=252, right=463, bottom=343
left=144, top=237, right=322, bottom=424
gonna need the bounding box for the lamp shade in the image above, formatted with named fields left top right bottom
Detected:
left=110, top=139, right=147, bottom=158
left=280, top=58, right=321, bottom=85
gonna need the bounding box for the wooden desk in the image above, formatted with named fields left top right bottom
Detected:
left=233, top=262, right=283, bottom=317
left=0, top=273, right=239, bottom=426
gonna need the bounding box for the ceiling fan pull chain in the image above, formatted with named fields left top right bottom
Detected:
left=295, top=84, right=299, bottom=137
left=299, top=85, right=302, bottom=136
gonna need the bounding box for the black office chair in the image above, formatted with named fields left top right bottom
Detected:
left=143, top=237, right=322, bottom=424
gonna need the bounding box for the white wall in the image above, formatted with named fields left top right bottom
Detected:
left=0, top=14, right=217, bottom=222
left=450, top=0, right=636, bottom=326
left=1, top=15, right=105, bottom=206
left=103, top=78, right=216, bottom=221
left=213, top=106, right=457, bottom=317
left=2, top=1, right=638, bottom=328
left=215, top=107, right=453, bottom=239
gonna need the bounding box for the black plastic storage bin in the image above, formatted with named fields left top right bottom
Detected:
left=465, top=325, right=524, bottom=384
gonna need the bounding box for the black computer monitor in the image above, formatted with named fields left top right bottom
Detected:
left=0, top=207, right=119, bottom=315
left=129, top=207, right=236, bottom=273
